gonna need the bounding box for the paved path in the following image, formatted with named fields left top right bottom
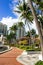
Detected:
left=0, top=47, right=23, bottom=65
left=17, top=51, right=40, bottom=65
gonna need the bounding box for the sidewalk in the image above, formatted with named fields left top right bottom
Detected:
left=0, top=47, right=23, bottom=65
left=17, top=50, right=40, bottom=65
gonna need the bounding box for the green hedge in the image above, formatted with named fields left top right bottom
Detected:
left=14, top=43, right=41, bottom=51
left=26, top=48, right=41, bottom=51
left=35, top=61, right=43, bottom=65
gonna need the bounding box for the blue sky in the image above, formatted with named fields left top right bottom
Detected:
left=0, top=0, right=18, bottom=20
left=0, top=0, right=41, bottom=21
left=0, top=0, right=38, bottom=33
left=0, top=0, right=20, bottom=30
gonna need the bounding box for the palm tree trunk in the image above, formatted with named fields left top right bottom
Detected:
left=28, top=0, right=43, bottom=60
left=25, top=19, right=33, bottom=45
left=19, top=28, right=21, bottom=38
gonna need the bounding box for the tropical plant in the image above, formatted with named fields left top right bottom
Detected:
left=31, top=29, right=36, bottom=36
left=35, top=60, right=43, bottom=65
left=15, top=0, right=33, bottom=22
left=10, top=24, right=18, bottom=39
left=14, top=0, right=43, bottom=60
left=15, top=0, right=33, bottom=44
left=6, top=32, right=15, bottom=43
left=26, top=31, right=30, bottom=37
left=28, top=0, right=43, bottom=60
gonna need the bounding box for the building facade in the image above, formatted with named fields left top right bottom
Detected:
left=16, top=25, right=26, bottom=39
left=0, top=22, right=7, bottom=36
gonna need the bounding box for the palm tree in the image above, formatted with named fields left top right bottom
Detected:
left=15, top=0, right=33, bottom=22
left=31, top=29, right=36, bottom=36
left=14, top=0, right=33, bottom=44
left=38, top=16, right=43, bottom=35
left=10, top=24, right=18, bottom=39
left=31, top=29, right=36, bottom=43
left=15, top=0, right=43, bottom=59
left=26, top=31, right=30, bottom=37
left=18, top=22, right=24, bottom=38
left=28, top=0, right=43, bottom=60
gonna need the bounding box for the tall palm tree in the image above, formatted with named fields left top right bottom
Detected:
left=15, top=0, right=33, bottom=22
left=15, top=0, right=33, bottom=44
left=18, top=22, right=24, bottom=38
left=15, top=0, right=43, bottom=59
left=28, top=0, right=43, bottom=60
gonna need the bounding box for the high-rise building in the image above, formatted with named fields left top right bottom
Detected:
left=16, top=25, right=26, bottom=39
left=0, top=22, right=7, bottom=36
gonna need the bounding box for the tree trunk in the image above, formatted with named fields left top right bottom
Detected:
left=28, top=0, right=43, bottom=60
left=25, top=19, right=33, bottom=45
left=19, top=28, right=21, bottom=38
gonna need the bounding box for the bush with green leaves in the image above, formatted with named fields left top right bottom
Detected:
left=35, top=61, right=43, bottom=65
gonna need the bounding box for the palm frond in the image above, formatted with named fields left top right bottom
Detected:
left=39, top=2, right=43, bottom=10
left=14, top=10, right=21, bottom=13
left=16, top=5, right=23, bottom=11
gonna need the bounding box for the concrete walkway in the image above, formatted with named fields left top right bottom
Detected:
left=17, top=51, right=41, bottom=65
left=0, top=47, right=23, bottom=65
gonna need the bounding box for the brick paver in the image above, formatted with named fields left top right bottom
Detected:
left=0, top=47, right=23, bottom=65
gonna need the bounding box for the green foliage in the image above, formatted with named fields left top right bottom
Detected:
left=38, top=2, right=43, bottom=10
left=35, top=61, right=43, bottom=65
left=6, top=34, right=11, bottom=42
left=10, top=24, right=18, bottom=31
left=26, top=47, right=41, bottom=51
left=26, top=31, right=30, bottom=37
left=18, top=22, right=24, bottom=27
left=15, top=0, right=33, bottom=22
left=31, top=29, right=36, bottom=35
left=35, top=34, right=39, bottom=38
left=15, top=43, right=41, bottom=51
left=19, top=40, right=28, bottom=45
left=6, top=32, right=16, bottom=43
left=19, top=45, right=25, bottom=50
left=32, top=0, right=43, bottom=10
left=38, top=16, right=43, bottom=28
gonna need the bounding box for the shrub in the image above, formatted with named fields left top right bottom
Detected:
left=19, top=45, right=24, bottom=48
left=26, top=46, right=29, bottom=49
left=19, top=40, right=27, bottom=45
left=26, top=46, right=41, bottom=51
left=35, top=61, right=43, bottom=65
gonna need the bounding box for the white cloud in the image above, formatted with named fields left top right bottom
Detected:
left=0, top=17, right=38, bottom=34
left=0, top=17, right=19, bottom=30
